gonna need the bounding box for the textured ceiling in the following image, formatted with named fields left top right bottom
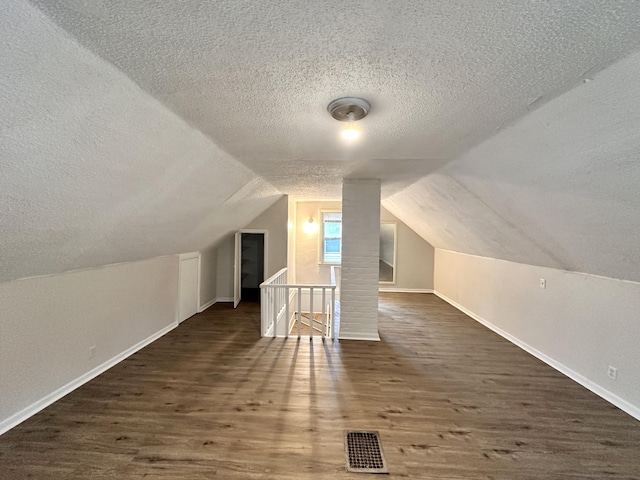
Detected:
left=27, top=0, right=640, bottom=198
left=385, top=48, right=640, bottom=282
left=0, top=0, right=280, bottom=282
left=2, top=0, right=640, bottom=283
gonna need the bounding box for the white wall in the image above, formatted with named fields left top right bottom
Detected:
left=0, top=256, right=179, bottom=433
left=244, top=196, right=289, bottom=278
left=213, top=197, right=289, bottom=301
left=287, top=196, right=297, bottom=283
left=434, top=249, right=640, bottom=419
left=380, top=207, right=434, bottom=291
left=294, top=200, right=342, bottom=284
left=199, top=246, right=217, bottom=309
left=294, top=202, right=434, bottom=291
left=215, top=234, right=235, bottom=302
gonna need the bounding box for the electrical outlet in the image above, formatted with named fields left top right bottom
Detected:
left=89, top=345, right=96, bottom=359
left=607, top=365, right=617, bottom=380
left=539, top=278, right=546, bottom=289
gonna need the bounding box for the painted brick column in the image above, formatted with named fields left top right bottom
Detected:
left=339, top=179, right=381, bottom=341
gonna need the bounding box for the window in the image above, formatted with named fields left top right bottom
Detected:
left=321, top=212, right=342, bottom=263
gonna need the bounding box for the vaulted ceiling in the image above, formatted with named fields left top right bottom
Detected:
left=2, top=0, right=640, bottom=283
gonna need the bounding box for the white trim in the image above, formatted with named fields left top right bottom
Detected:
left=234, top=231, right=241, bottom=308
left=379, top=288, right=434, bottom=293
left=178, top=252, right=201, bottom=323
left=198, top=298, right=216, bottom=312
left=262, top=267, right=289, bottom=286
left=433, top=290, right=640, bottom=421
left=178, top=251, right=200, bottom=260
left=339, top=332, right=381, bottom=341
left=319, top=210, right=342, bottom=265
left=195, top=295, right=237, bottom=312
left=0, top=322, right=178, bottom=435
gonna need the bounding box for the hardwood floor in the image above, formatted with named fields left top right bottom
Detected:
left=1, top=293, right=639, bottom=479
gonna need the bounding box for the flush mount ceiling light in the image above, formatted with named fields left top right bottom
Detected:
left=327, top=97, right=370, bottom=141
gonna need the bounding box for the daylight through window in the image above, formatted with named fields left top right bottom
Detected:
left=322, top=212, right=342, bottom=263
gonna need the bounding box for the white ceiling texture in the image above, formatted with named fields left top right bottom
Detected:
left=2, top=0, right=640, bottom=282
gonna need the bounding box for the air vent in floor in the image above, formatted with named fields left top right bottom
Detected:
left=344, top=430, right=389, bottom=474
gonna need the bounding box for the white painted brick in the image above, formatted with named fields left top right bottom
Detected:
left=339, top=179, right=381, bottom=341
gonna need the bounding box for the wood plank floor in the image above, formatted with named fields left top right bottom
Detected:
left=1, top=293, right=639, bottom=479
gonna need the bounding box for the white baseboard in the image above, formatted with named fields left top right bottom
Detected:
left=339, top=332, right=381, bottom=341
left=196, top=296, right=237, bottom=313
left=0, top=322, right=179, bottom=435
left=378, top=287, right=434, bottom=293
left=198, top=298, right=216, bottom=312
left=433, top=291, right=640, bottom=421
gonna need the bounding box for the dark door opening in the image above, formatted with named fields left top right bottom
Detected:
left=241, top=233, right=265, bottom=302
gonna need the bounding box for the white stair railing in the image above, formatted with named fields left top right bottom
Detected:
left=260, top=268, right=337, bottom=339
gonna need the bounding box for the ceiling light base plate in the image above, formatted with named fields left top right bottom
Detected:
left=327, top=97, right=370, bottom=122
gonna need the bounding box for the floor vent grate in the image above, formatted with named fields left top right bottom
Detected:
left=344, top=430, right=389, bottom=474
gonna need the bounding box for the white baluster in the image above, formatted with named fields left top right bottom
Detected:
left=309, top=287, right=314, bottom=339
left=297, top=287, right=302, bottom=338
left=321, top=288, right=326, bottom=339
left=331, top=287, right=336, bottom=340
left=285, top=287, right=289, bottom=338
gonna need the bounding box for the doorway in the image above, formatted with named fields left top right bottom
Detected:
left=241, top=233, right=264, bottom=301
left=234, top=230, right=268, bottom=308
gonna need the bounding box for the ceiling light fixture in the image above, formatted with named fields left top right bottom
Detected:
left=327, top=97, right=370, bottom=142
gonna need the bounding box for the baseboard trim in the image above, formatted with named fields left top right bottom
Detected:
left=339, top=332, right=381, bottom=341
left=433, top=290, right=640, bottom=421
left=378, top=288, right=434, bottom=293
left=0, top=321, right=179, bottom=435
left=198, top=298, right=216, bottom=312
left=215, top=297, right=234, bottom=303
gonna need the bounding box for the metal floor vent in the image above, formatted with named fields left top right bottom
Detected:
left=344, top=431, right=389, bottom=474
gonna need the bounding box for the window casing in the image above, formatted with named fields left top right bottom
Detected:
left=321, top=212, right=342, bottom=263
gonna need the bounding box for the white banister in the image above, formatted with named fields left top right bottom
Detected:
left=260, top=267, right=337, bottom=339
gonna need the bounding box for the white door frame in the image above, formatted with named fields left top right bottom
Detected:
left=233, top=232, right=241, bottom=308
left=178, top=252, right=201, bottom=322
left=233, top=229, right=269, bottom=308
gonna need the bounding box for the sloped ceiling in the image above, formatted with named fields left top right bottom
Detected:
left=385, top=49, right=640, bottom=282
left=0, top=0, right=280, bottom=282
left=2, top=0, right=640, bottom=283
